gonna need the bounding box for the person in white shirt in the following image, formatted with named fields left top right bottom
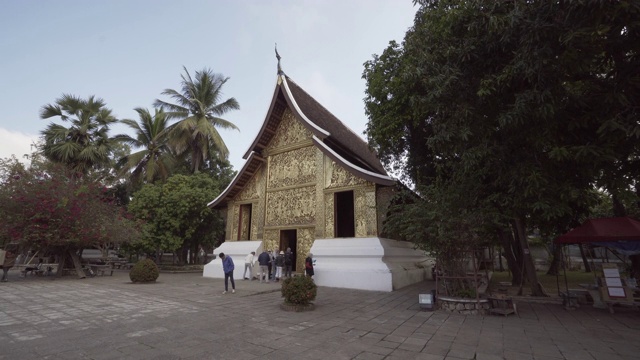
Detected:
left=243, top=251, right=255, bottom=280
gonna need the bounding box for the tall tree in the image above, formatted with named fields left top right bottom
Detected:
left=40, top=94, right=119, bottom=175
left=154, top=67, right=240, bottom=173
left=364, top=1, right=639, bottom=296
left=115, top=108, right=175, bottom=186
left=0, top=157, right=139, bottom=260
left=127, top=173, right=225, bottom=264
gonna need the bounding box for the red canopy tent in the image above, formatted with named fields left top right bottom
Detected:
left=555, top=217, right=640, bottom=254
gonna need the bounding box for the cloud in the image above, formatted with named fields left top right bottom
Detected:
left=0, top=127, right=39, bottom=163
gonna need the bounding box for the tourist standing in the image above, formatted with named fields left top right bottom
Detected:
left=284, top=248, right=293, bottom=278
left=219, top=253, right=235, bottom=294
left=275, top=251, right=285, bottom=282
left=243, top=251, right=255, bottom=280
left=257, top=250, right=270, bottom=283
left=270, top=248, right=279, bottom=281
left=305, top=253, right=314, bottom=279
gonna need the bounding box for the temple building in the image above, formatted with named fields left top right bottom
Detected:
left=203, top=64, right=431, bottom=291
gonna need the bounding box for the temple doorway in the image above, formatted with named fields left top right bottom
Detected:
left=335, top=190, right=355, bottom=237
left=280, top=229, right=297, bottom=272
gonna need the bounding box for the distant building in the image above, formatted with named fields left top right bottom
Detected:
left=204, top=68, right=431, bottom=291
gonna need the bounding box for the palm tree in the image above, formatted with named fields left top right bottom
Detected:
left=154, top=66, right=240, bottom=173
left=115, top=108, right=175, bottom=185
left=40, top=94, right=118, bottom=174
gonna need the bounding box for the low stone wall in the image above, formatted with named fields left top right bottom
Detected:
left=438, top=296, right=490, bottom=315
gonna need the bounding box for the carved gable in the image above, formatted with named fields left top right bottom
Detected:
left=267, top=107, right=312, bottom=151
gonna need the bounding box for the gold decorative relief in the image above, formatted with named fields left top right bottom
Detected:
left=235, top=167, right=262, bottom=201
left=297, top=227, right=315, bottom=272
left=324, top=193, right=334, bottom=237
left=355, top=186, right=377, bottom=237
left=230, top=204, right=239, bottom=241
left=239, top=204, right=251, bottom=240
left=268, top=146, right=316, bottom=189
left=263, top=229, right=279, bottom=251
left=265, top=186, right=316, bottom=227
left=325, top=158, right=368, bottom=189
left=268, top=108, right=312, bottom=150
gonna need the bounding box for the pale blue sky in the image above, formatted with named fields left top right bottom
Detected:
left=0, top=0, right=416, bottom=171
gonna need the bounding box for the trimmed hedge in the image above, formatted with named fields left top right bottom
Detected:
left=281, top=276, right=317, bottom=305
left=129, top=258, right=160, bottom=283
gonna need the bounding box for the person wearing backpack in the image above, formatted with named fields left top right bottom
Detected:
left=284, top=248, right=293, bottom=278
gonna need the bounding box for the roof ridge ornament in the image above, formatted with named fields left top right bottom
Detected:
left=275, top=43, right=284, bottom=76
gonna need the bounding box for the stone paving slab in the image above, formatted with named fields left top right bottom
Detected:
left=1, top=270, right=640, bottom=359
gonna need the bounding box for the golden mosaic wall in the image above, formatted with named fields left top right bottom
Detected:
left=323, top=192, right=334, bottom=238
left=325, top=158, right=368, bottom=189
left=268, top=108, right=312, bottom=150
left=265, top=186, right=316, bottom=227
left=263, top=229, right=279, bottom=252
left=355, top=186, right=378, bottom=237
left=228, top=166, right=265, bottom=241
left=268, top=146, right=316, bottom=188
left=239, top=205, right=251, bottom=240
left=297, top=227, right=315, bottom=271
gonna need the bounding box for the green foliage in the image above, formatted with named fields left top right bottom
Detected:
left=39, top=94, right=119, bottom=175
left=281, top=276, right=317, bottom=306
left=115, top=108, right=175, bottom=186
left=129, top=258, right=160, bottom=283
left=127, top=173, right=224, bottom=259
left=364, top=1, right=640, bottom=292
left=154, top=66, right=240, bottom=173
left=0, top=157, right=140, bottom=252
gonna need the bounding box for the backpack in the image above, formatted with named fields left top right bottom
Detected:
left=284, top=253, right=292, bottom=265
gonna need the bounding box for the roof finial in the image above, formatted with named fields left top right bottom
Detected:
left=275, top=43, right=284, bottom=75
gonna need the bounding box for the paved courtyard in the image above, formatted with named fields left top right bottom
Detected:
left=1, top=270, right=639, bottom=360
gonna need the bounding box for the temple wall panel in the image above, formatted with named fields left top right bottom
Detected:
left=263, top=229, right=279, bottom=252
left=230, top=204, right=240, bottom=241
left=297, top=227, right=315, bottom=272
left=355, top=186, right=378, bottom=237
left=315, top=149, right=326, bottom=238
left=325, top=157, right=368, bottom=189
left=324, top=193, right=334, bottom=237
left=235, top=167, right=262, bottom=201
left=268, top=146, right=316, bottom=189
left=265, top=186, right=316, bottom=227
left=267, top=108, right=312, bottom=150
left=239, top=205, right=251, bottom=240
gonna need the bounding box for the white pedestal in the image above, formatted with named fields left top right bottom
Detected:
left=310, top=238, right=433, bottom=292
left=203, top=241, right=262, bottom=280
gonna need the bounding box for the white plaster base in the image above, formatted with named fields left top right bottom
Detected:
left=203, top=241, right=262, bottom=280
left=310, top=238, right=433, bottom=292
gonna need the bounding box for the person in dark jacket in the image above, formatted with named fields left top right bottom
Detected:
left=284, top=248, right=293, bottom=278
left=305, top=253, right=314, bottom=279
left=257, top=250, right=270, bottom=283
left=219, top=253, right=235, bottom=294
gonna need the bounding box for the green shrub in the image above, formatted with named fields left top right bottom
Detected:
left=129, top=258, right=160, bottom=283
left=281, top=276, right=317, bottom=305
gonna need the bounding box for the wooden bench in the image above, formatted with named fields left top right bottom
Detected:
left=88, top=264, right=113, bottom=276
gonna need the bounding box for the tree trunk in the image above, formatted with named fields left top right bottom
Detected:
left=579, top=244, right=592, bottom=273
left=512, top=218, right=547, bottom=297
left=498, top=229, right=522, bottom=285
left=546, top=244, right=563, bottom=275
left=55, top=252, right=66, bottom=278
left=69, top=250, right=86, bottom=279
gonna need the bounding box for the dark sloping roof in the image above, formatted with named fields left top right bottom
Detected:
left=210, top=74, right=394, bottom=209
left=283, top=76, right=387, bottom=174
left=555, top=217, right=640, bottom=244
